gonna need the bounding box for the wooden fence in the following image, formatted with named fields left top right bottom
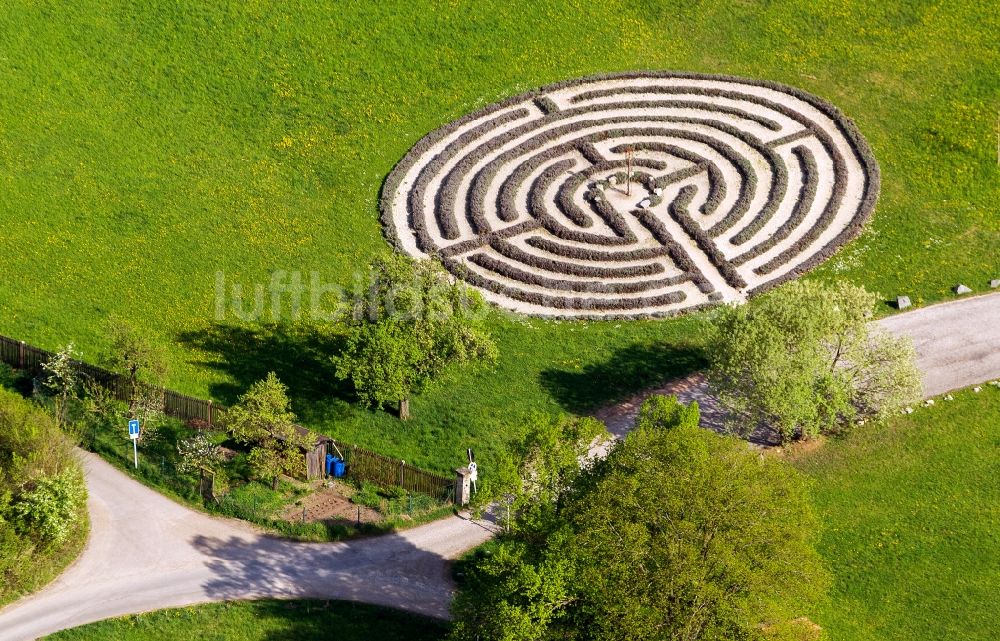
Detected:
left=331, top=439, right=455, bottom=501
left=0, top=333, right=454, bottom=501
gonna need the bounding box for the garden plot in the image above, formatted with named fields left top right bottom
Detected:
left=382, top=72, right=880, bottom=318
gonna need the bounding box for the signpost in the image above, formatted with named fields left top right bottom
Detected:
left=128, top=419, right=140, bottom=469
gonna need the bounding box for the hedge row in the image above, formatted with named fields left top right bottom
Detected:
left=448, top=257, right=688, bottom=312
left=731, top=145, right=819, bottom=267
left=467, top=253, right=683, bottom=295
left=753, top=127, right=849, bottom=276
left=489, top=239, right=666, bottom=279
left=524, top=236, right=672, bottom=263
left=630, top=206, right=716, bottom=295
left=665, top=186, right=747, bottom=290
left=569, top=90, right=785, bottom=132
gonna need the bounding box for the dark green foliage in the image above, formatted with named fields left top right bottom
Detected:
left=452, top=398, right=829, bottom=641
left=226, top=372, right=310, bottom=488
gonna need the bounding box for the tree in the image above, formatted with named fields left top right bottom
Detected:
left=451, top=398, right=829, bottom=641
left=41, top=343, right=83, bottom=429
left=335, top=255, right=498, bottom=420
left=474, top=414, right=609, bottom=535
left=101, top=318, right=168, bottom=442
left=176, top=433, right=224, bottom=490
left=707, top=280, right=921, bottom=442
left=634, top=393, right=700, bottom=432
left=225, top=372, right=310, bottom=489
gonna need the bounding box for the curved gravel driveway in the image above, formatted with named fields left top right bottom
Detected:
left=0, top=452, right=497, bottom=641
left=1, top=292, right=997, bottom=640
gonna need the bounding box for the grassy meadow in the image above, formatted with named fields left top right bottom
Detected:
left=0, top=0, right=996, bottom=473
left=44, top=600, right=448, bottom=641
left=791, top=385, right=1000, bottom=641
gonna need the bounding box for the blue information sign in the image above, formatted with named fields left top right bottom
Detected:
left=128, top=419, right=140, bottom=439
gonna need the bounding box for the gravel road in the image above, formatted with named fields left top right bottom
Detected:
left=0, top=452, right=496, bottom=641
left=877, top=292, right=1000, bottom=397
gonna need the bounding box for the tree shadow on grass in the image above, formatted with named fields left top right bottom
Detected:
left=251, top=599, right=449, bottom=641
left=539, top=342, right=706, bottom=414
left=177, top=323, right=354, bottom=423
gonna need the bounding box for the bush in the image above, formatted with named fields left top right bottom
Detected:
left=9, top=470, right=86, bottom=543
left=350, top=483, right=383, bottom=510
left=0, top=363, right=16, bottom=390
left=0, top=387, right=87, bottom=605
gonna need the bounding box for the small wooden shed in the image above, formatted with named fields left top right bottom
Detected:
left=292, top=425, right=332, bottom=481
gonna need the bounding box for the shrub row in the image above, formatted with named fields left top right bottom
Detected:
left=629, top=207, right=715, bottom=295
left=397, top=106, right=533, bottom=246
left=753, top=128, right=848, bottom=277
left=414, top=108, right=775, bottom=250
left=467, top=253, right=683, bottom=295
left=569, top=91, right=785, bottom=132
left=731, top=145, right=818, bottom=267
left=448, top=258, right=687, bottom=312
left=524, top=236, right=672, bottom=263
left=489, top=239, right=666, bottom=279
left=666, top=186, right=747, bottom=290
left=727, top=144, right=789, bottom=246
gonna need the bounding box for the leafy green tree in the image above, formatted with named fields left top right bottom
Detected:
left=101, top=318, right=168, bottom=441
left=8, top=471, right=86, bottom=544
left=707, top=280, right=921, bottom=441
left=452, top=398, right=829, bottom=641
left=40, top=343, right=83, bottom=429
left=225, top=372, right=310, bottom=489
left=474, top=414, right=608, bottom=535
left=176, top=432, right=224, bottom=491
left=335, top=255, right=498, bottom=420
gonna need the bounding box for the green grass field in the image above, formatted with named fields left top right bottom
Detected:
left=791, top=386, right=1000, bottom=641
left=0, top=0, right=996, bottom=473
left=43, top=600, right=448, bottom=641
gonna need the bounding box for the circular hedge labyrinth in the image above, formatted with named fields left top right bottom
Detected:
left=381, top=72, right=879, bottom=318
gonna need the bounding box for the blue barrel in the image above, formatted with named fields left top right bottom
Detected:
left=333, top=458, right=346, bottom=478
left=325, top=454, right=335, bottom=476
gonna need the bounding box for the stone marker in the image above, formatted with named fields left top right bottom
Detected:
left=954, top=284, right=972, bottom=295
left=990, top=279, right=1000, bottom=289
left=896, top=295, right=911, bottom=310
